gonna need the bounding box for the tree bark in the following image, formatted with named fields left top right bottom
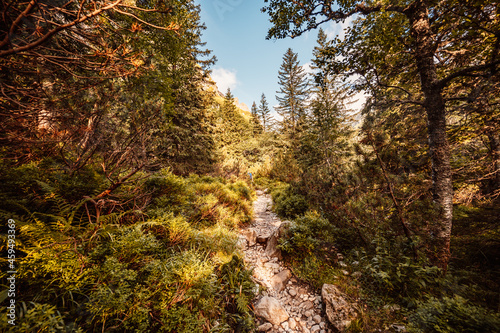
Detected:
left=488, top=133, right=500, bottom=192
left=407, top=1, right=453, bottom=272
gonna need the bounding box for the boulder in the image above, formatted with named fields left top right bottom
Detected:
left=270, top=269, right=291, bottom=292
left=242, top=228, right=257, bottom=246
left=255, top=296, right=289, bottom=325
left=237, top=236, right=247, bottom=250
left=257, top=233, right=271, bottom=244
left=264, top=222, right=291, bottom=258
left=321, top=284, right=357, bottom=332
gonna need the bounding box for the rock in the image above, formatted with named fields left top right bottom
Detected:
left=304, top=310, right=313, bottom=318
left=264, top=262, right=280, bottom=270
left=271, top=269, right=291, bottom=292
left=391, top=323, right=406, bottom=332
left=237, top=236, right=248, bottom=249
left=342, top=270, right=349, bottom=276
left=303, top=301, right=314, bottom=310
left=243, top=228, right=257, bottom=246
left=281, top=321, right=289, bottom=330
left=257, top=323, right=273, bottom=331
left=257, top=233, right=270, bottom=244
left=288, top=318, right=297, bottom=330
left=311, top=324, right=321, bottom=333
left=255, top=296, right=289, bottom=325
left=264, top=233, right=281, bottom=258
left=288, top=288, right=297, bottom=297
left=313, top=315, right=322, bottom=324
left=352, top=271, right=362, bottom=278
left=321, top=284, right=357, bottom=332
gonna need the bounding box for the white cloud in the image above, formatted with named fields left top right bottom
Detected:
left=349, top=91, right=368, bottom=113
left=325, top=15, right=356, bottom=40
left=211, top=67, right=238, bottom=93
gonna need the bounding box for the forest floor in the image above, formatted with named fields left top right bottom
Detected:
left=238, top=190, right=333, bottom=333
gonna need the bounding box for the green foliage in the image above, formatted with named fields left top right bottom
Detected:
left=353, top=247, right=442, bottom=304
left=0, top=167, right=255, bottom=332
left=278, top=211, right=332, bottom=256
left=0, top=302, right=83, bottom=333
left=271, top=184, right=308, bottom=218
left=408, top=296, right=500, bottom=333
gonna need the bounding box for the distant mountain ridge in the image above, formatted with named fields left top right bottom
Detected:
left=203, top=74, right=251, bottom=119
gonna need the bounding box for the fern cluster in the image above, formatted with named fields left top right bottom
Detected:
left=1, top=162, right=256, bottom=332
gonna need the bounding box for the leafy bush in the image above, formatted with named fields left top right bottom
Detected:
left=353, top=245, right=442, bottom=303
left=408, top=295, right=500, bottom=333
left=0, top=169, right=255, bottom=332
left=278, top=211, right=333, bottom=256
left=271, top=184, right=308, bottom=218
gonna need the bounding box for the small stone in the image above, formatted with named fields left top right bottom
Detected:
left=338, top=261, right=347, bottom=267
left=320, top=322, right=326, bottom=329
left=264, top=262, right=280, bottom=270
left=303, top=301, right=314, bottom=310
left=352, top=271, right=362, bottom=278
left=342, top=270, right=349, bottom=276
left=288, top=318, right=297, bottom=330
left=304, top=310, right=313, bottom=318
left=257, top=323, right=273, bottom=331
left=311, top=324, right=321, bottom=333
left=281, top=321, right=289, bottom=330
left=288, top=288, right=297, bottom=297
left=320, top=330, right=326, bottom=333
left=313, top=315, right=322, bottom=324
left=391, top=324, right=406, bottom=332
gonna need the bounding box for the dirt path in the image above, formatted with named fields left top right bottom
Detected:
left=238, top=190, right=332, bottom=333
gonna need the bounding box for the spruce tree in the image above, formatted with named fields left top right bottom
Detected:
left=258, top=93, right=273, bottom=132
left=251, top=101, right=263, bottom=135
left=275, top=48, right=309, bottom=138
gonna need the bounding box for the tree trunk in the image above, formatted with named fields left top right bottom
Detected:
left=488, top=133, right=500, bottom=192
left=407, top=1, right=453, bottom=272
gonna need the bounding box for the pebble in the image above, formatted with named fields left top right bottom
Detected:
left=258, top=323, right=273, bottom=331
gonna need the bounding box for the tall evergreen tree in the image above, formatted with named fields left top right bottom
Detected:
left=251, top=101, right=263, bottom=135
left=258, top=93, right=273, bottom=132
left=275, top=48, right=309, bottom=137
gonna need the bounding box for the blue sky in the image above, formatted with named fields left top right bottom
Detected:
left=196, top=1, right=349, bottom=112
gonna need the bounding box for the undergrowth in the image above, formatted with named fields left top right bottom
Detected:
left=0, top=162, right=256, bottom=332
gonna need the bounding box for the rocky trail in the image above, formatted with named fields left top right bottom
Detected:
left=238, top=190, right=351, bottom=333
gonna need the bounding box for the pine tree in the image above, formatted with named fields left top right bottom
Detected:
left=258, top=93, right=273, bottom=132
left=275, top=48, right=309, bottom=138
left=251, top=101, right=263, bottom=135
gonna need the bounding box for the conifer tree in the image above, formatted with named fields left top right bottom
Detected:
left=251, top=101, right=263, bottom=135
left=275, top=48, right=309, bottom=138
left=258, top=93, right=273, bottom=132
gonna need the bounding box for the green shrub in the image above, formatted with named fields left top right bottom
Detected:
left=278, top=211, right=333, bottom=257
left=1, top=168, right=255, bottom=332
left=272, top=184, right=308, bottom=218
left=353, top=245, right=442, bottom=303
left=408, top=295, right=500, bottom=333
left=0, top=302, right=83, bottom=332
